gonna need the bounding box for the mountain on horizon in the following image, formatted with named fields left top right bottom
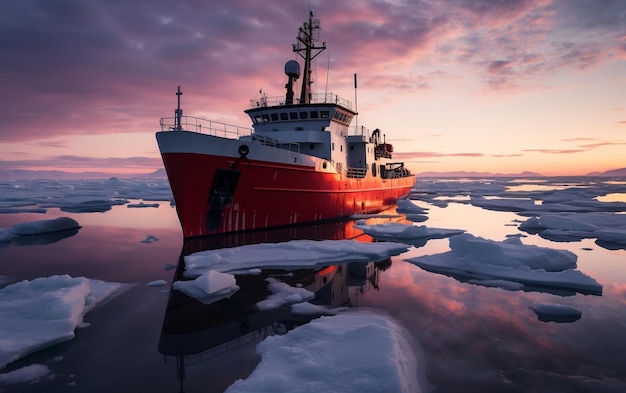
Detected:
left=0, top=168, right=167, bottom=181
left=586, top=167, right=626, bottom=177
left=416, top=170, right=544, bottom=178
left=1, top=167, right=624, bottom=180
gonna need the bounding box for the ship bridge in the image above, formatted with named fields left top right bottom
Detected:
left=245, top=92, right=355, bottom=132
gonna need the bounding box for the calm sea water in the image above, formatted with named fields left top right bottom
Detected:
left=1, top=179, right=625, bottom=393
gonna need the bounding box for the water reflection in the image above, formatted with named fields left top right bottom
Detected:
left=159, top=215, right=401, bottom=391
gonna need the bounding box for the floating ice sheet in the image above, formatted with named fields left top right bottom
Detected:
left=354, top=222, right=464, bottom=245
left=406, top=233, right=602, bottom=295
left=183, top=239, right=410, bottom=277
left=225, top=309, right=421, bottom=393
left=0, top=275, right=124, bottom=369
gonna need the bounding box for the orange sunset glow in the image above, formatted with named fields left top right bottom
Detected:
left=1, top=0, right=624, bottom=177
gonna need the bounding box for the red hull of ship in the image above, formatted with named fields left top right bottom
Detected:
left=161, top=152, right=414, bottom=238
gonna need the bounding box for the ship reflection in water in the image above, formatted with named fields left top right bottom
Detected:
left=158, top=212, right=401, bottom=391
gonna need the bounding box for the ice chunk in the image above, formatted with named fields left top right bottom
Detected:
left=396, top=199, right=428, bottom=214
left=183, top=239, right=409, bottom=277
left=354, top=222, right=464, bottom=241
left=406, top=234, right=602, bottom=295
left=11, top=217, right=80, bottom=236
left=172, top=271, right=240, bottom=305
left=0, top=364, right=50, bottom=385
left=0, top=275, right=122, bottom=369
left=225, top=310, right=420, bottom=393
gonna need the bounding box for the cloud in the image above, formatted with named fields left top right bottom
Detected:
left=391, top=151, right=485, bottom=160
left=578, top=141, right=626, bottom=149
left=522, top=148, right=586, bottom=154
left=0, top=0, right=624, bottom=146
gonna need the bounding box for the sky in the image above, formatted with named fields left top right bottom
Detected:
left=0, top=0, right=625, bottom=176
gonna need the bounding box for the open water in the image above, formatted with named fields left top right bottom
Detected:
left=1, top=177, right=625, bottom=392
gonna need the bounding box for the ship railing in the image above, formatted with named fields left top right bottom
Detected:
left=346, top=167, right=367, bottom=178
left=348, top=125, right=371, bottom=139
left=249, top=93, right=353, bottom=110
left=160, top=116, right=252, bottom=138
left=253, top=134, right=300, bottom=153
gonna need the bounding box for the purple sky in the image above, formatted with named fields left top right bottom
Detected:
left=1, top=0, right=625, bottom=175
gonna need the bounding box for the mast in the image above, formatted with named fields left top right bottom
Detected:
left=293, top=11, right=326, bottom=104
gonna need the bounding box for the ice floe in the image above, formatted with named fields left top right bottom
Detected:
left=182, top=240, right=410, bottom=277
left=224, top=309, right=421, bottom=393
left=0, top=364, right=50, bottom=386
left=354, top=221, right=464, bottom=247
left=1, top=217, right=81, bottom=247
left=173, top=270, right=240, bottom=305
left=406, top=233, right=602, bottom=295
left=0, top=275, right=125, bottom=369
left=10, top=217, right=80, bottom=235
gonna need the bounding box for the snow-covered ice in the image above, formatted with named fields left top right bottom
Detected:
left=0, top=364, right=50, bottom=386
left=406, top=233, right=602, bottom=295
left=182, top=239, right=410, bottom=277
left=225, top=309, right=421, bottom=393
left=519, top=213, right=626, bottom=245
left=1, top=217, right=81, bottom=247
left=0, top=275, right=124, bottom=369
left=412, top=178, right=626, bottom=248
left=396, top=198, right=428, bottom=215
left=11, top=217, right=80, bottom=235
left=354, top=221, right=464, bottom=245
left=173, top=270, right=240, bottom=305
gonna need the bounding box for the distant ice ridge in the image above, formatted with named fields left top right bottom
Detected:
left=406, top=233, right=602, bottom=295
left=0, top=177, right=173, bottom=214
left=0, top=275, right=125, bottom=369
left=225, top=309, right=421, bottom=393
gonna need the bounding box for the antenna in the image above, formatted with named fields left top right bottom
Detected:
left=325, top=26, right=333, bottom=99
left=354, top=74, right=359, bottom=134
left=174, top=86, right=183, bottom=131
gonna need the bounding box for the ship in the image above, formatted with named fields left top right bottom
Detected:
left=156, top=11, right=415, bottom=238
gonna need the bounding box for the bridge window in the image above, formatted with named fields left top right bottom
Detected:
left=321, top=111, right=330, bottom=118
left=299, top=111, right=308, bottom=119
left=262, top=114, right=270, bottom=122
left=290, top=112, right=298, bottom=120
left=271, top=113, right=278, bottom=121
left=280, top=113, right=288, bottom=120
left=310, top=111, right=319, bottom=119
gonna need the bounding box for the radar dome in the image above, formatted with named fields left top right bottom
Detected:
left=285, top=60, right=301, bottom=79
